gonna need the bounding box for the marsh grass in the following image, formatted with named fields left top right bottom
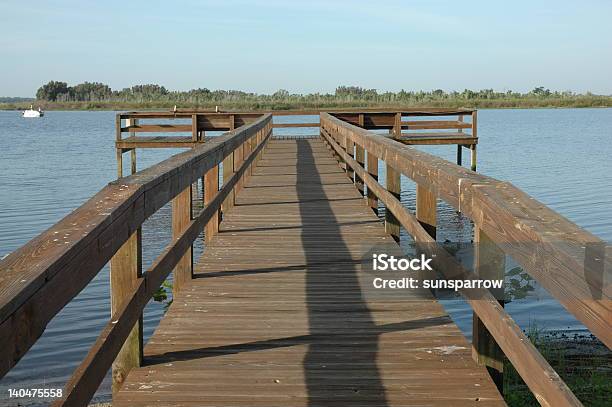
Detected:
left=504, top=324, right=611, bottom=406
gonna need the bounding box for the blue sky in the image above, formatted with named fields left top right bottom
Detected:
left=1, top=0, right=611, bottom=96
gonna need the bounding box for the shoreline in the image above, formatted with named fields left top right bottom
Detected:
left=2, top=101, right=612, bottom=112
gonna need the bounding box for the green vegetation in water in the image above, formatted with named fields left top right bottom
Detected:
left=504, top=325, right=611, bottom=407
left=152, top=280, right=173, bottom=311
left=2, top=82, right=611, bottom=110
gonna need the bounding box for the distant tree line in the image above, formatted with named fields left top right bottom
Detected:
left=35, top=81, right=603, bottom=105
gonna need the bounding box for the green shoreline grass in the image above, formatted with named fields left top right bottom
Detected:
left=3, top=97, right=612, bottom=111
left=504, top=328, right=611, bottom=407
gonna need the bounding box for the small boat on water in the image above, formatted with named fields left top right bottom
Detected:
left=22, top=105, right=44, bottom=118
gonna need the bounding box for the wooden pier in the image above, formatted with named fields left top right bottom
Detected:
left=0, top=109, right=609, bottom=407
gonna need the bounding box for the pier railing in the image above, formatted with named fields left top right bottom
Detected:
left=320, top=112, right=610, bottom=407
left=0, top=114, right=273, bottom=405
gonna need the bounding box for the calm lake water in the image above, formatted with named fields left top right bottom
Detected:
left=0, top=109, right=610, bottom=405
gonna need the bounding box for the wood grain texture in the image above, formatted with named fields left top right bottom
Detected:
left=109, top=230, right=143, bottom=394
left=416, top=184, right=437, bottom=239
left=114, top=138, right=504, bottom=407
left=204, top=165, right=220, bottom=242
left=172, top=185, right=193, bottom=295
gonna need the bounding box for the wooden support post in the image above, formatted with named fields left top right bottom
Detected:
left=471, top=111, right=478, bottom=171
left=172, top=185, right=193, bottom=295
left=457, top=115, right=463, bottom=166
left=191, top=114, right=198, bottom=142
left=471, top=145, right=477, bottom=172
left=116, top=149, right=123, bottom=179
left=394, top=112, right=401, bottom=136
left=345, top=131, right=355, bottom=182
left=222, top=115, right=236, bottom=211
left=204, top=165, right=219, bottom=242
left=385, top=164, right=401, bottom=242
left=222, top=153, right=234, bottom=214
left=130, top=149, right=137, bottom=174
left=367, top=151, right=379, bottom=214
left=234, top=140, right=244, bottom=196
left=472, top=227, right=505, bottom=392
left=416, top=184, right=437, bottom=239
left=115, top=115, right=123, bottom=178
left=355, top=143, right=365, bottom=195
left=109, top=229, right=142, bottom=394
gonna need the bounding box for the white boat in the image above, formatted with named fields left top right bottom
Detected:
left=22, top=105, right=44, bottom=118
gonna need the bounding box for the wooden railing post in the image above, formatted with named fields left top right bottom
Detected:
left=344, top=129, right=355, bottom=181
left=471, top=111, right=478, bottom=171
left=204, top=164, right=220, bottom=242
left=385, top=164, right=401, bottom=242
left=234, top=137, right=244, bottom=196
left=191, top=114, right=198, bottom=142
left=394, top=112, right=401, bottom=135
left=172, top=185, right=193, bottom=295
left=110, top=129, right=143, bottom=394
left=222, top=116, right=236, bottom=214
left=355, top=113, right=366, bottom=194
left=109, top=229, right=142, bottom=394
left=416, top=184, right=437, bottom=238
left=367, top=150, right=378, bottom=214
left=355, top=142, right=365, bottom=195
left=457, top=115, right=463, bottom=166
left=473, top=227, right=505, bottom=392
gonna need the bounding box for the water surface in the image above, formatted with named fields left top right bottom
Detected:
left=0, top=109, right=610, bottom=405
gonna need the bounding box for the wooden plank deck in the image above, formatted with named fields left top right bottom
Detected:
left=114, top=138, right=505, bottom=406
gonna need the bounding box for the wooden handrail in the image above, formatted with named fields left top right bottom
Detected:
left=321, top=113, right=611, bottom=349
left=321, top=112, right=611, bottom=406
left=321, top=125, right=582, bottom=407
left=0, top=114, right=273, bottom=380
left=55, top=119, right=272, bottom=406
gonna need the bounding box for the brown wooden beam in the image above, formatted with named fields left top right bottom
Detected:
left=171, top=186, right=193, bottom=295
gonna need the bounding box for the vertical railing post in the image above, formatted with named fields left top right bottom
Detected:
left=110, top=231, right=142, bottom=394
left=234, top=136, right=244, bottom=196
left=191, top=114, right=198, bottom=142
left=222, top=115, right=235, bottom=214
left=416, top=184, right=437, bottom=239
left=116, top=114, right=123, bottom=179
left=172, top=185, right=193, bottom=295
left=355, top=142, right=365, bottom=196
left=367, top=150, right=378, bottom=215
left=204, top=164, right=220, bottom=242
left=110, top=137, right=143, bottom=393
left=385, top=164, right=401, bottom=242
left=472, top=227, right=505, bottom=392
left=394, top=112, right=401, bottom=136
left=129, top=118, right=138, bottom=175
left=344, top=129, right=354, bottom=181
left=457, top=115, right=463, bottom=166
left=471, top=111, right=478, bottom=171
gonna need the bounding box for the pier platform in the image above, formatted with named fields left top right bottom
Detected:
left=113, top=139, right=504, bottom=406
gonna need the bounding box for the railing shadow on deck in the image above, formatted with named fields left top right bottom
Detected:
left=296, top=138, right=389, bottom=406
